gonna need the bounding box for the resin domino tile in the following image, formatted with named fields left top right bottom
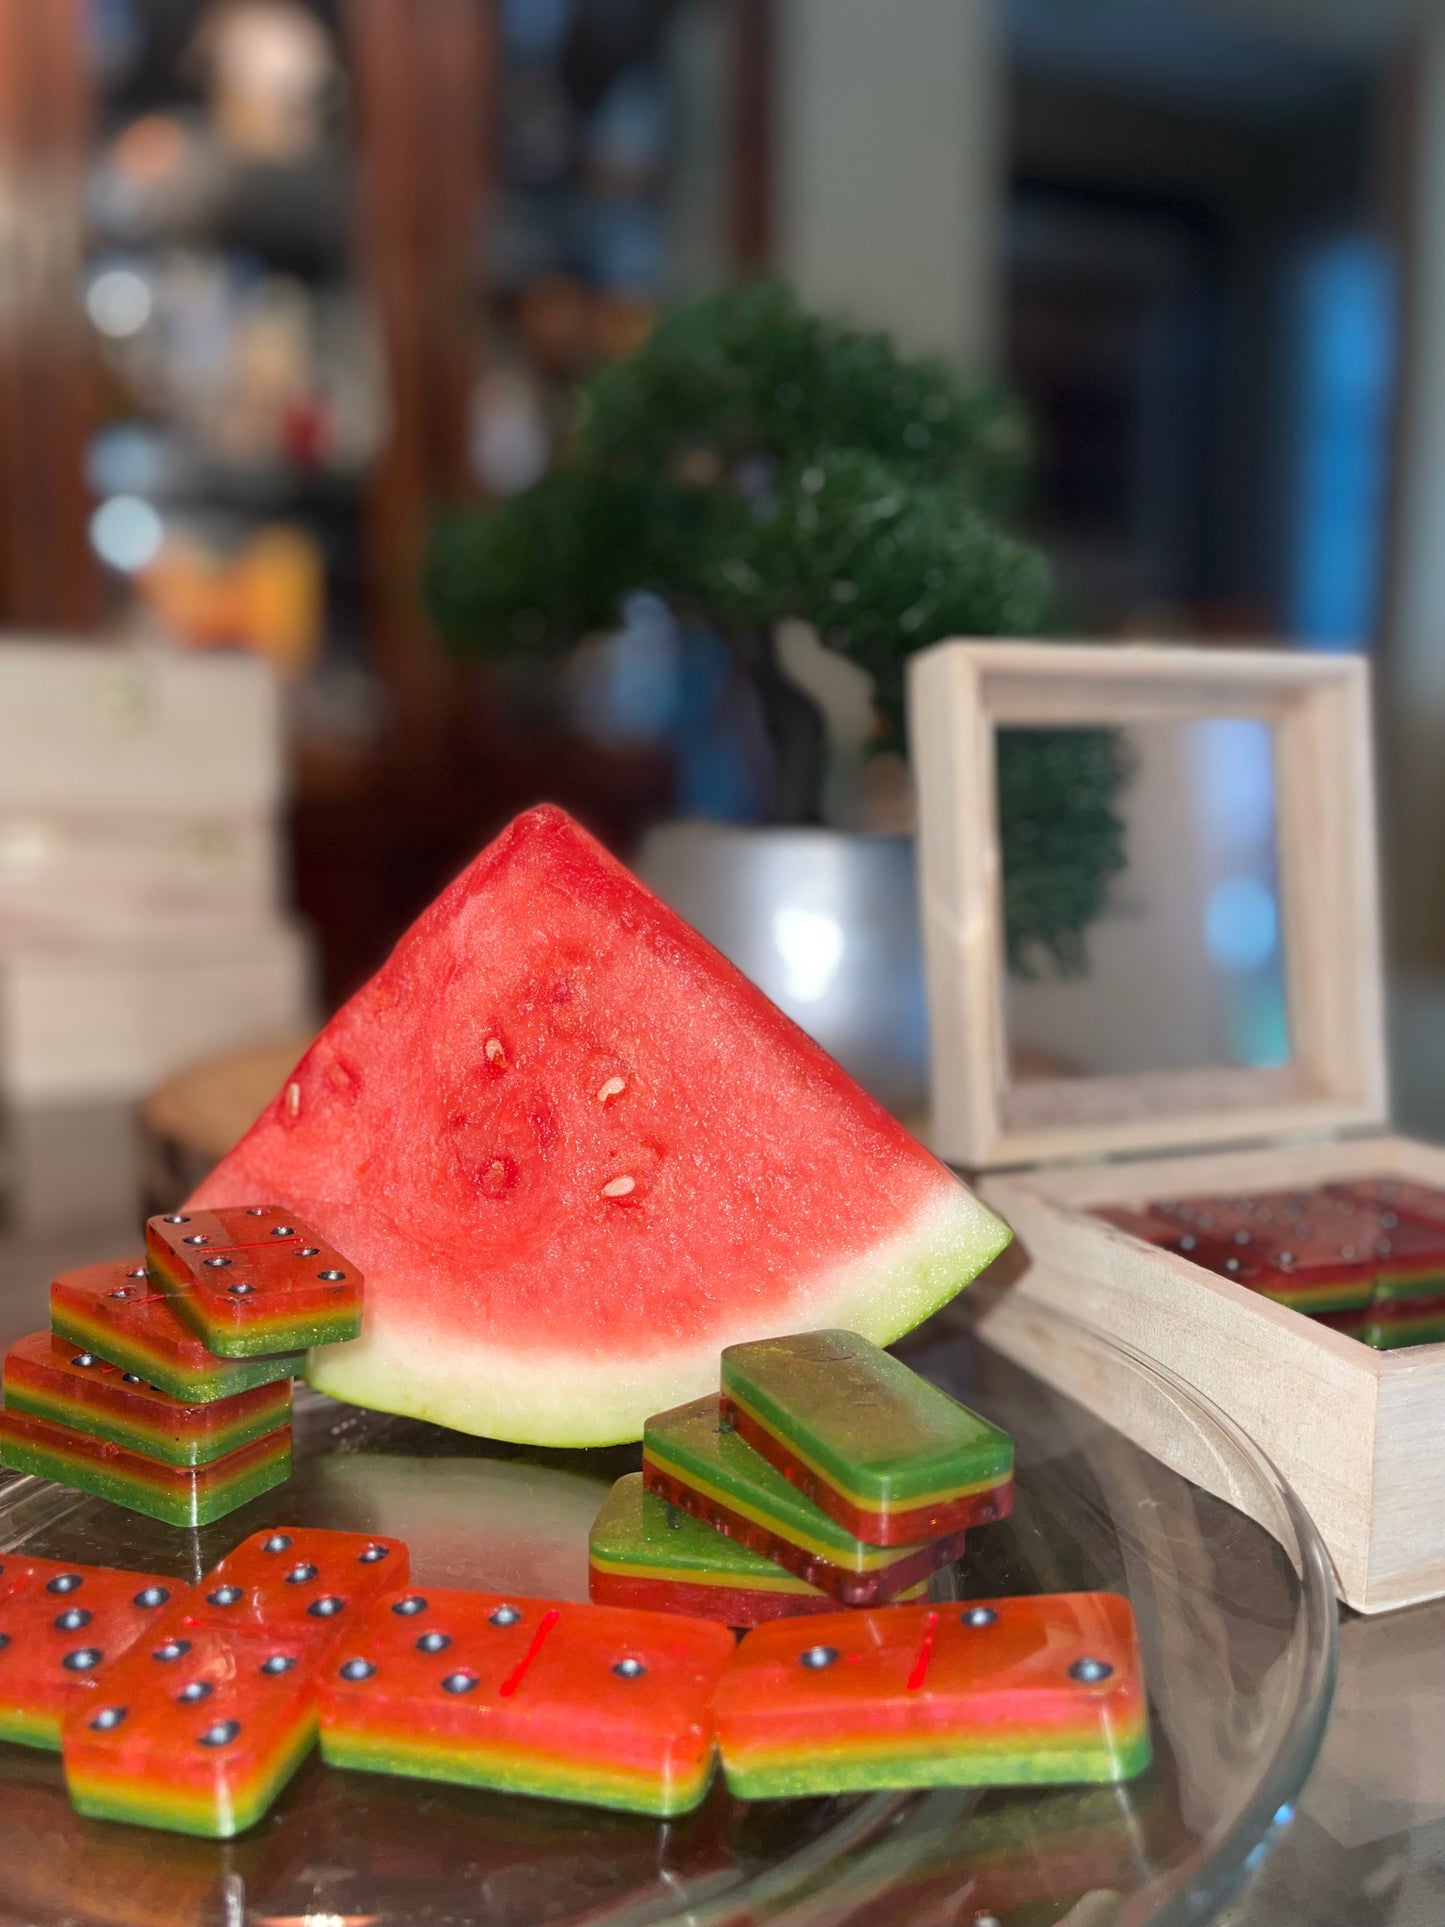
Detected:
left=3, top=1332, right=291, bottom=1468
left=719, top=1330, right=1013, bottom=1545
left=61, top=1620, right=329, bottom=1838
left=587, top=1474, right=927, bottom=1625
left=145, top=1207, right=362, bottom=1357
left=642, top=1398, right=966, bottom=1606
left=713, top=1593, right=1152, bottom=1799
left=318, top=1586, right=736, bottom=1817
left=50, top=1259, right=304, bottom=1403
left=0, top=1556, right=183, bottom=1749
left=0, top=1408, right=291, bottom=1529
left=193, top=1527, right=411, bottom=1636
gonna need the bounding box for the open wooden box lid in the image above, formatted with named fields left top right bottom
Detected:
left=908, top=641, right=1388, bottom=1171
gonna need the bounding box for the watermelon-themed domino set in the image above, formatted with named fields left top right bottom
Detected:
left=0, top=1526, right=1150, bottom=1835
left=1098, top=1177, right=1445, bottom=1349
left=611, top=1332, right=1011, bottom=1621
left=1, top=1212, right=363, bottom=1527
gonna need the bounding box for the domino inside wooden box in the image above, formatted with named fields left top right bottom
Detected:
left=909, top=639, right=1441, bottom=1615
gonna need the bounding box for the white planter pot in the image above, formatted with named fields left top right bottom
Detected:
left=635, top=822, right=928, bottom=1119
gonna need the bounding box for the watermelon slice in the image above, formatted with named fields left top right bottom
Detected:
left=190, top=806, right=1008, bottom=1446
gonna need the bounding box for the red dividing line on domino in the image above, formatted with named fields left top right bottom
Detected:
left=499, top=1607, right=560, bottom=1698
left=906, top=1610, right=940, bottom=1692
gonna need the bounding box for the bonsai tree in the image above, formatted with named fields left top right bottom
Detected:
left=426, top=281, right=1128, bottom=975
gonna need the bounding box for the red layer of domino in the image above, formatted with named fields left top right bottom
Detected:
left=640, top=1460, right=967, bottom=1607
left=0, top=1555, right=183, bottom=1749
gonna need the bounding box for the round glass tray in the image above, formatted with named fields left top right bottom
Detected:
left=0, top=1316, right=1336, bottom=1927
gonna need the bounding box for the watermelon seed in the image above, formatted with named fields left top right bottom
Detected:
left=484, top=1038, right=506, bottom=1067
left=127, top=1267, right=146, bottom=1278
left=198, top=1720, right=241, bottom=1748
left=597, top=1077, right=626, bottom=1103
left=612, top=1658, right=646, bottom=1679
left=299, top=1247, right=320, bottom=1258
left=262, top=1534, right=292, bottom=1553
left=416, top=1631, right=451, bottom=1654
left=0, top=1635, right=8, bottom=1653
left=1070, top=1658, right=1114, bottom=1684
left=183, top=1235, right=210, bottom=1247
left=47, top=1575, right=83, bottom=1594
left=601, top=1176, right=636, bottom=1199
left=961, top=1606, right=998, bottom=1628
left=122, top=1374, right=143, bottom=1385
left=358, top=1545, right=390, bottom=1564
left=318, top=1270, right=347, bottom=1282
left=488, top=1605, right=521, bottom=1627
left=178, top=1681, right=213, bottom=1703
left=90, top=1707, right=126, bottom=1731
left=134, top=1587, right=169, bottom=1610
left=393, top=1596, right=428, bottom=1617
left=261, top=1655, right=295, bottom=1675
left=155, top=1639, right=190, bottom=1661
left=229, top=1283, right=255, bottom=1296
left=207, top=1587, right=243, bottom=1608
left=272, top=1226, right=295, bottom=1238
left=800, top=1646, right=839, bottom=1670
left=205, top=1257, right=233, bottom=1269
left=109, top=1289, right=133, bottom=1300
left=285, top=1081, right=301, bottom=1117
left=63, top=1648, right=104, bottom=1672
left=340, top=1657, right=376, bottom=1681
left=441, top=1672, right=478, bottom=1694
left=308, top=1596, right=346, bottom=1619
left=163, top=1215, right=189, bottom=1225
left=286, top=1564, right=319, bottom=1585
left=246, top=1207, right=266, bottom=1215
left=54, top=1608, right=91, bottom=1632
left=71, top=1354, right=100, bottom=1369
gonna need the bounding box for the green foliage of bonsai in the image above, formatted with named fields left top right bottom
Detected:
left=426, top=281, right=1129, bottom=974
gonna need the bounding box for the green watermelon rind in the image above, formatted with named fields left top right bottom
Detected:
left=304, top=1183, right=1010, bottom=1448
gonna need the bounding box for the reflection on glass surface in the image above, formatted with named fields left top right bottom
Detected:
left=0, top=1322, right=1336, bottom=1927
left=1001, top=718, right=1291, bottom=1078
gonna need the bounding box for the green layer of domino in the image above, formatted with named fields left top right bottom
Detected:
left=319, top=1726, right=713, bottom=1818
left=643, top=1398, right=935, bottom=1571
left=590, top=1474, right=821, bottom=1594
left=721, top=1727, right=1155, bottom=1800
left=720, top=1330, right=1013, bottom=1512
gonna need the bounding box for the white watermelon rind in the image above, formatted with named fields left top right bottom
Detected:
left=305, top=1180, right=1011, bottom=1448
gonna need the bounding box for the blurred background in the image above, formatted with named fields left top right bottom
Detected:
left=3, top=0, right=1445, bottom=1310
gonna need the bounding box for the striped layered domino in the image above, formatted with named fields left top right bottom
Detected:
left=719, top=1330, right=1014, bottom=1546
left=642, top=1397, right=966, bottom=1607
left=318, top=1587, right=736, bottom=1817
left=146, top=1207, right=362, bottom=1358
left=0, top=1556, right=181, bottom=1749
left=588, top=1474, right=930, bottom=1625
left=2, top=1333, right=291, bottom=1468
left=0, top=1409, right=291, bottom=1529
left=63, top=1623, right=328, bottom=1838
left=49, top=1259, right=304, bottom=1403
left=713, top=1594, right=1152, bottom=1799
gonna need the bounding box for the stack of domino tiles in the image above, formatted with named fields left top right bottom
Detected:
left=0, top=1207, right=363, bottom=1527
left=589, top=1329, right=1015, bottom=1627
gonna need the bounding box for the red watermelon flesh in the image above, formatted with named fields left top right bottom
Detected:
left=190, top=806, right=1009, bottom=1446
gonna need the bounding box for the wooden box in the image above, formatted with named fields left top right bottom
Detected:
left=909, top=640, right=1439, bottom=1614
